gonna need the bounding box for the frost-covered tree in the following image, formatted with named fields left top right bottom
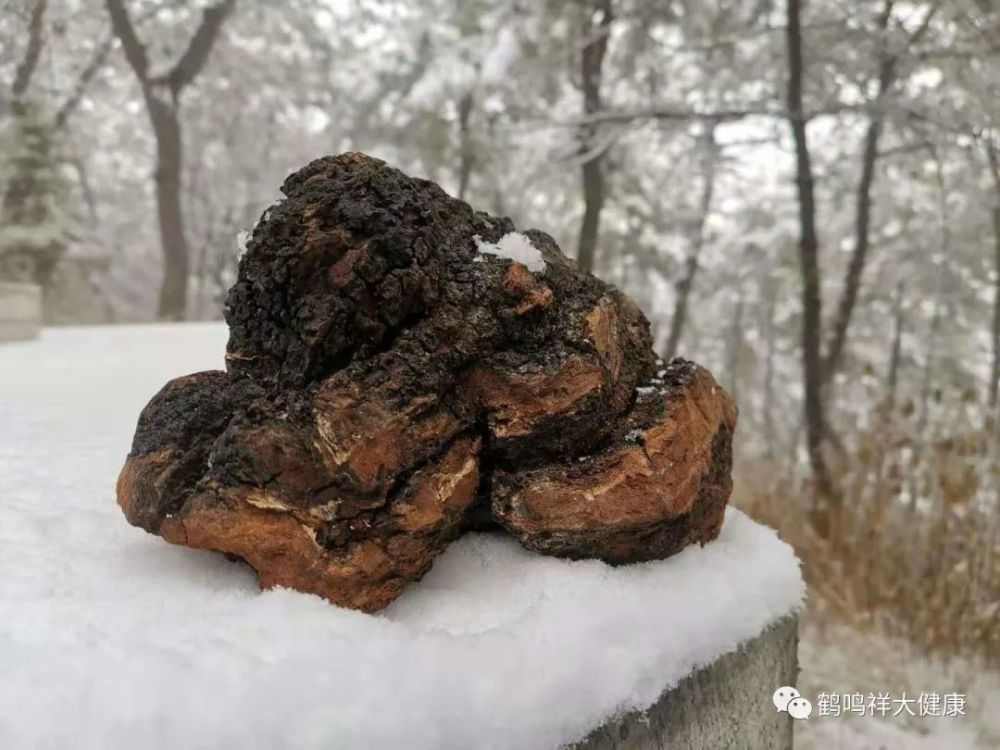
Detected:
left=0, top=98, right=73, bottom=285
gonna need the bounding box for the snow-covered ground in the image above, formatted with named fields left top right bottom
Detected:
left=0, top=324, right=807, bottom=749
left=796, top=621, right=1000, bottom=750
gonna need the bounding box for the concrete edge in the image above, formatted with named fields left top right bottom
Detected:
left=569, top=614, right=800, bottom=750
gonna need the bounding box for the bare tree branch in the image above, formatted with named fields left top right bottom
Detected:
left=156, top=0, right=237, bottom=96
left=55, top=3, right=179, bottom=131
left=663, top=122, right=718, bottom=361
left=553, top=100, right=872, bottom=129
left=53, top=38, right=114, bottom=131
left=822, top=0, right=941, bottom=381
left=877, top=139, right=934, bottom=158
left=105, top=0, right=152, bottom=81
left=823, top=0, right=899, bottom=380
left=11, top=0, right=48, bottom=101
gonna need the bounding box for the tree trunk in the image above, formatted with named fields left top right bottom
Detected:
left=725, top=286, right=745, bottom=407
left=762, top=293, right=777, bottom=461
left=909, top=297, right=943, bottom=511
left=9, top=0, right=48, bottom=113
left=785, top=0, right=834, bottom=505
left=105, top=0, right=235, bottom=320
left=885, top=281, right=905, bottom=410
left=990, top=201, right=1000, bottom=416
left=987, top=143, right=1000, bottom=416
left=148, top=95, right=188, bottom=320
left=824, top=0, right=939, bottom=382
left=576, top=0, right=613, bottom=274
left=578, top=163, right=603, bottom=274
left=918, top=310, right=943, bottom=437
left=457, top=90, right=475, bottom=202
left=823, top=113, right=884, bottom=379
left=823, top=1, right=897, bottom=379
left=664, top=124, right=717, bottom=361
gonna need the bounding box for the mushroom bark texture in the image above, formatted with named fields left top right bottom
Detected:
left=117, top=152, right=738, bottom=613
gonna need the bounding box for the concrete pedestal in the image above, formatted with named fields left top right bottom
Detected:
left=572, top=616, right=799, bottom=750
left=0, top=281, right=42, bottom=342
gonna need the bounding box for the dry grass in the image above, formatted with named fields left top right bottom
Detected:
left=732, top=414, right=1000, bottom=665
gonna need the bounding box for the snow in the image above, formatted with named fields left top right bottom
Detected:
left=476, top=231, right=547, bottom=273
left=0, top=324, right=804, bottom=750
left=481, top=26, right=520, bottom=83
left=236, top=229, right=250, bottom=259
left=796, top=622, right=1000, bottom=749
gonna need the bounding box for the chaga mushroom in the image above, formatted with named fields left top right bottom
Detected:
left=117, top=152, right=737, bottom=612
left=491, top=361, right=737, bottom=564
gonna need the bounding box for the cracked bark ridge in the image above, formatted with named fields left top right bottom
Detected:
left=117, top=152, right=738, bottom=612
left=492, top=361, right=737, bottom=563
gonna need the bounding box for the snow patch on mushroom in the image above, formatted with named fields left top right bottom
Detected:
left=476, top=231, right=546, bottom=273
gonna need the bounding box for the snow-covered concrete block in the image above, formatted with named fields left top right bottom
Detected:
left=573, top=616, right=798, bottom=750
left=0, top=324, right=805, bottom=749
left=0, top=280, right=41, bottom=341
